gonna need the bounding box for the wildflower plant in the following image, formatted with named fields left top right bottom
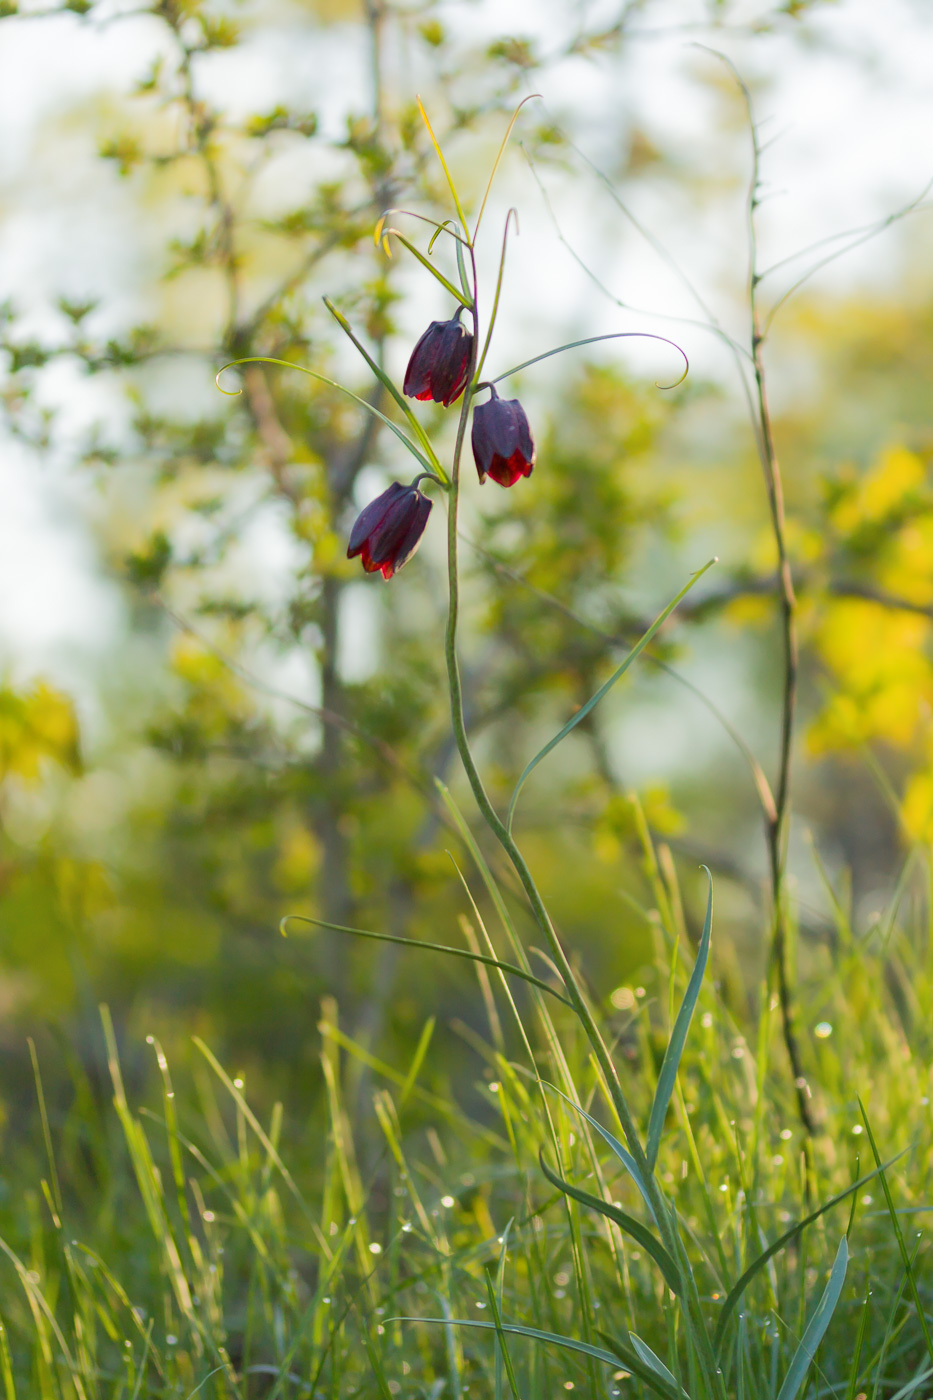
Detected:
left=214, top=99, right=882, bottom=1399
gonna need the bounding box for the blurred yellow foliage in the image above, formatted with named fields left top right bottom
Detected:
left=808, top=443, right=933, bottom=758
left=0, top=682, right=80, bottom=784
left=830, top=447, right=925, bottom=535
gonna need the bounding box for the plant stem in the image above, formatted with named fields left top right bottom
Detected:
left=443, top=251, right=726, bottom=1400
left=743, top=91, right=816, bottom=1142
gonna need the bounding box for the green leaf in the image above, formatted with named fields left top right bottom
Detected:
left=215, top=354, right=436, bottom=476
left=542, top=1082, right=654, bottom=1221
left=322, top=298, right=448, bottom=482
left=646, top=868, right=712, bottom=1171
left=475, top=208, right=519, bottom=383
left=472, top=95, right=540, bottom=244
left=538, top=1150, right=681, bottom=1295
left=713, top=1148, right=908, bottom=1354
left=859, top=1099, right=933, bottom=1367
left=630, top=1335, right=688, bottom=1398
left=775, top=1235, right=848, bottom=1400
left=507, top=561, right=716, bottom=833
left=383, top=228, right=472, bottom=308
left=491, top=330, right=689, bottom=391
left=888, top=1365, right=933, bottom=1400
left=389, top=1316, right=624, bottom=1372
left=596, top=1331, right=687, bottom=1400
left=486, top=1224, right=521, bottom=1400
left=281, top=914, right=572, bottom=1006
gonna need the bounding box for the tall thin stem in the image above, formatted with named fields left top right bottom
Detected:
left=442, top=246, right=726, bottom=1400
left=742, top=82, right=816, bottom=1142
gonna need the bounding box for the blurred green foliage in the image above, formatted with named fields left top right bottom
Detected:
left=0, top=0, right=931, bottom=1149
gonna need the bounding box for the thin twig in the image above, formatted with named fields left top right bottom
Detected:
left=727, top=57, right=817, bottom=1142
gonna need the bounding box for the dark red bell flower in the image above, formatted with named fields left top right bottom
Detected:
left=347, top=481, right=433, bottom=580
left=471, top=388, right=535, bottom=487
left=403, top=314, right=473, bottom=407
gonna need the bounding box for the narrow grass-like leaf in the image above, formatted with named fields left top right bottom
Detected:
left=486, top=1224, right=521, bottom=1400
left=844, top=1275, right=871, bottom=1400
left=28, top=1041, right=63, bottom=1224
left=184, top=1365, right=230, bottom=1399
left=0, top=1319, right=17, bottom=1400
left=193, top=1037, right=315, bottom=1224
left=281, top=914, right=572, bottom=1005
left=542, top=1082, right=654, bottom=1219
left=323, top=298, right=448, bottom=479
left=888, top=1365, right=933, bottom=1400
left=538, top=1150, right=681, bottom=1294
left=416, top=97, right=469, bottom=235
left=491, top=330, right=689, bottom=391
left=455, top=234, right=472, bottom=303
left=399, top=1017, right=435, bottom=1109
left=507, top=560, right=716, bottom=833
left=775, top=1234, right=848, bottom=1400
left=631, top=1334, right=688, bottom=1397
left=382, top=229, right=472, bottom=307
left=597, top=1331, right=688, bottom=1400
left=375, top=208, right=471, bottom=250
left=869, top=1248, right=916, bottom=1400
left=475, top=209, right=518, bottom=383
left=646, top=868, right=713, bottom=1171
left=472, top=95, right=540, bottom=243
left=714, top=1148, right=908, bottom=1353
left=859, top=1098, right=933, bottom=1367
left=216, top=353, right=439, bottom=478
left=390, top=1316, right=626, bottom=1373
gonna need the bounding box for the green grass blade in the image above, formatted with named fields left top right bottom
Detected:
left=506, top=560, right=716, bottom=833
left=28, top=1040, right=63, bottom=1224
left=539, top=1150, right=681, bottom=1294
left=0, top=1318, right=17, bottom=1400
left=888, top=1365, right=933, bottom=1400
left=216, top=353, right=438, bottom=477
left=383, top=230, right=472, bottom=308
left=474, top=209, right=518, bottom=383
left=542, top=1082, right=654, bottom=1219
left=390, top=1316, right=627, bottom=1373
left=486, top=1225, right=521, bottom=1400
left=646, top=868, right=713, bottom=1171
left=597, top=1331, right=688, bottom=1400
left=281, top=914, right=572, bottom=1006
left=775, top=1235, right=848, bottom=1400
left=630, top=1333, right=689, bottom=1398
left=192, top=1038, right=315, bottom=1224
left=399, top=1017, right=435, bottom=1109
left=714, top=1148, right=909, bottom=1353
left=472, top=96, right=539, bottom=243
left=859, top=1098, right=933, bottom=1367
left=844, top=1274, right=871, bottom=1400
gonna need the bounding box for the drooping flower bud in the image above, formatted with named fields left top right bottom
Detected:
left=471, top=389, right=535, bottom=487
left=403, top=314, right=473, bottom=407
left=347, top=481, right=433, bottom=580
